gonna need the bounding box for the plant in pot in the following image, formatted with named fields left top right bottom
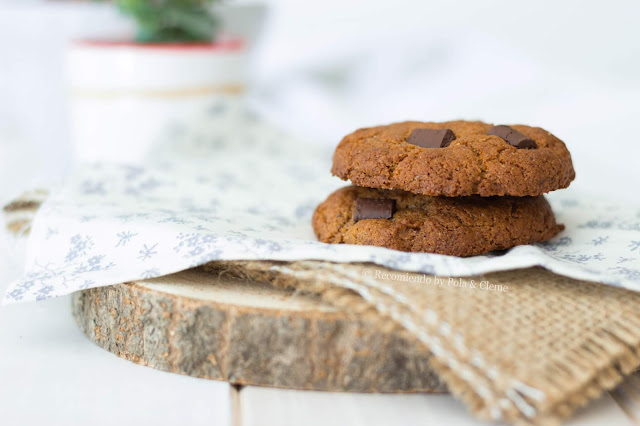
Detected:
left=68, top=0, right=250, bottom=163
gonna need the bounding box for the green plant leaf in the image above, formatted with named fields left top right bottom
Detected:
left=115, top=0, right=221, bottom=43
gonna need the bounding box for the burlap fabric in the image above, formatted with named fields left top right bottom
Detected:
left=203, top=260, right=640, bottom=425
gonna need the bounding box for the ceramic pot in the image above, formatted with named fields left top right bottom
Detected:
left=67, top=39, right=248, bottom=163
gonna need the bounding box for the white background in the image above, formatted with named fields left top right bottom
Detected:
left=1, top=0, right=640, bottom=203
left=1, top=1, right=639, bottom=425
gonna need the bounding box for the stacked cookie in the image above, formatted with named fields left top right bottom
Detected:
left=312, top=121, right=575, bottom=257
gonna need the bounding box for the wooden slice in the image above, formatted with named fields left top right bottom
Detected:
left=71, top=269, right=446, bottom=393
left=4, top=191, right=445, bottom=393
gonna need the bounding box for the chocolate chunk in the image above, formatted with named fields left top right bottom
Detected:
left=488, top=125, right=537, bottom=149
left=407, top=128, right=456, bottom=148
left=354, top=198, right=396, bottom=222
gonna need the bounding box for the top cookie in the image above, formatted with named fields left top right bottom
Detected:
left=331, top=120, right=575, bottom=197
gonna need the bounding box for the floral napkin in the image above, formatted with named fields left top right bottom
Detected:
left=4, top=108, right=640, bottom=303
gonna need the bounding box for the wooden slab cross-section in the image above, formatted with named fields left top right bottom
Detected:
left=5, top=190, right=444, bottom=392
left=71, top=269, right=446, bottom=393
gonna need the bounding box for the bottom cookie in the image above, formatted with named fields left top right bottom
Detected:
left=312, top=186, right=563, bottom=257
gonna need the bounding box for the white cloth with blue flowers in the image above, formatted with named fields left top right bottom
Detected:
left=4, top=111, right=640, bottom=303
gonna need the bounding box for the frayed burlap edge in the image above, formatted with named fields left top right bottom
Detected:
left=202, top=260, right=640, bottom=426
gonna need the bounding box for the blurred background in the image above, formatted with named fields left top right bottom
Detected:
left=0, top=0, right=639, bottom=205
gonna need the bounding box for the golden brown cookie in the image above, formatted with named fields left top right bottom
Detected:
left=312, top=186, right=564, bottom=257
left=331, top=121, right=575, bottom=197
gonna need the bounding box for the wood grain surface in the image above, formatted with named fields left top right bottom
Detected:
left=71, top=269, right=446, bottom=393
